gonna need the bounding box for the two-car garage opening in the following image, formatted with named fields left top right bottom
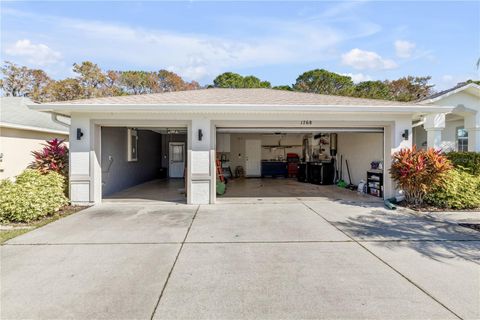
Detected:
left=215, top=127, right=385, bottom=201
left=97, top=125, right=386, bottom=203
left=100, top=126, right=188, bottom=203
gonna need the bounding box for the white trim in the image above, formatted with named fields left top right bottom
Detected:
left=216, top=127, right=384, bottom=133
left=0, top=122, right=69, bottom=135
left=420, top=83, right=480, bottom=104
left=28, top=103, right=454, bottom=115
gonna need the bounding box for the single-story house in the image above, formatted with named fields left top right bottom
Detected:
left=414, top=82, right=480, bottom=152
left=29, top=88, right=477, bottom=205
left=1, top=97, right=69, bottom=180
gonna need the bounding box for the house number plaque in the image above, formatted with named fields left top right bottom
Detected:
left=300, top=120, right=312, bottom=125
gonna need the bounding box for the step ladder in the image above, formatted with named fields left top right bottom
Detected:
left=216, top=159, right=225, bottom=183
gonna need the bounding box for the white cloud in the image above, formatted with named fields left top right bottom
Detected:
left=341, top=48, right=397, bottom=70
left=61, top=19, right=344, bottom=80
left=341, top=72, right=372, bottom=83
left=394, top=40, right=416, bottom=58
left=4, top=39, right=62, bottom=66
left=1, top=6, right=383, bottom=82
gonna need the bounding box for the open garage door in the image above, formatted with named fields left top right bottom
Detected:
left=101, top=126, right=188, bottom=203
left=215, top=127, right=385, bottom=201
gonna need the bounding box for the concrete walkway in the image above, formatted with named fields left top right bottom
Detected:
left=2, top=198, right=479, bottom=319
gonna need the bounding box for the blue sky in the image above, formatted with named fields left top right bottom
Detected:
left=1, top=1, right=479, bottom=90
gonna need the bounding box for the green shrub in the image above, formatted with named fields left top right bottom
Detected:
left=0, top=169, right=69, bottom=223
left=390, top=147, right=452, bottom=205
left=425, top=169, right=480, bottom=209
left=446, top=152, right=480, bottom=176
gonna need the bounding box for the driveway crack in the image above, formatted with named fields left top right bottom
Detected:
left=150, top=204, right=201, bottom=320
left=301, top=201, right=464, bottom=320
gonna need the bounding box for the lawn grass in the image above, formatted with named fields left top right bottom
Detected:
left=0, top=206, right=86, bottom=244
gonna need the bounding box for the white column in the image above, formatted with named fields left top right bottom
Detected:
left=424, top=113, right=446, bottom=150
left=465, top=113, right=480, bottom=152
left=187, top=119, right=214, bottom=204
left=69, top=114, right=93, bottom=205
left=384, top=117, right=413, bottom=199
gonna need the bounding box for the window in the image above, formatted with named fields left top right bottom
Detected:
left=171, top=145, right=184, bottom=162
left=127, top=129, right=138, bottom=161
left=457, top=127, right=468, bottom=152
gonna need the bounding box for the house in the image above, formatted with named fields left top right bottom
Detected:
left=413, top=82, right=480, bottom=152
left=29, top=88, right=468, bottom=205
left=1, top=97, right=69, bottom=180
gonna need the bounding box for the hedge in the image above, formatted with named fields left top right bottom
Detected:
left=0, top=169, right=69, bottom=223
left=425, top=169, right=480, bottom=210
left=446, top=152, right=480, bottom=176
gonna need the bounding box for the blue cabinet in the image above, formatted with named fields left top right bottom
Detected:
left=261, top=161, right=288, bottom=178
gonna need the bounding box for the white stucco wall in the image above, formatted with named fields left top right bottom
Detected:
left=337, top=133, right=384, bottom=185
left=0, top=127, right=68, bottom=180
left=64, top=110, right=417, bottom=204
left=414, top=119, right=464, bottom=151
left=226, top=133, right=304, bottom=171
left=420, top=89, right=480, bottom=152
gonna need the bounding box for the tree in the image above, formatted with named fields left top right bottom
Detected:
left=272, top=85, right=293, bottom=91
left=29, top=69, right=53, bottom=102
left=0, top=61, right=35, bottom=97
left=213, top=72, right=245, bottom=88
left=242, top=75, right=271, bottom=88
left=213, top=72, right=271, bottom=88
left=116, top=71, right=151, bottom=95
left=293, top=69, right=354, bottom=95
left=73, top=61, right=106, bottom=98
left=157, top=70, right=188, bottom=92
left=385, top=76, right=434, bottom=102
left=45, top=78, right=84, bottom=101
left=352, top=81, right=391, bottom=100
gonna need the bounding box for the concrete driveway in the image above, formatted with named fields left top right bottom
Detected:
left=2, top=198, right=479, bottom=319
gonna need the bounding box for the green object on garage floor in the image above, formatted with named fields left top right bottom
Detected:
left=337, top=180, right=347, bottom=188
left=216, top=181, right=226, bottom=195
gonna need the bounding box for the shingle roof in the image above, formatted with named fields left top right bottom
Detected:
left=1, top=97, right=69, bottom=133
left=421, top=82, right=480, bottom=102
left=48, top=88, right=415, bottom=106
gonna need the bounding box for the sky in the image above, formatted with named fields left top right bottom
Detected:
left=1, top=1, right=479, bottom=90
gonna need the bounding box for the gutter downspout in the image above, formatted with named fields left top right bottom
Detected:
left=51, top=113, right=71, bottom=128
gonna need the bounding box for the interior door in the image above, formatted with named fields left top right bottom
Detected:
left=169, top=142, right=185, bottom=178
left=245, top=139, right=261, bottom=177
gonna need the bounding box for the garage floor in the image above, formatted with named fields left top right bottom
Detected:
left=219, top=177, right=381, bottom=202
left=104, top=178, right=186, bottom=203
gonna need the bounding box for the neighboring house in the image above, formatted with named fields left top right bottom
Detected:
left=0, top=97, right=69, bottom=180
left=414, top=82, right=480, bottom=152
left=30, top=88, right=471, bottom=205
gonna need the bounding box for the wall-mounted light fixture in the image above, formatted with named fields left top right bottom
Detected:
left=402, top=129, right=409, bottom=140
left=198, top=129, right=203, bottom=141
left=77, top=128, right=84, bottom=140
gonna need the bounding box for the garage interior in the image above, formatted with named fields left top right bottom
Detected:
left=101, top=127, right=187, bottom=202
left=216, top=128, right=385, bottom=201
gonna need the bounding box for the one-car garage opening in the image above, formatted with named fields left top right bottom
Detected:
left=216, top=127, right=384, bottom=201
left=101, top=127, right=187, bottom=203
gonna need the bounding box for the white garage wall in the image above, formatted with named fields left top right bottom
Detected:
left=337, top=133, right=383, bottom=185
left=225, top=133, right=304, bottom=172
